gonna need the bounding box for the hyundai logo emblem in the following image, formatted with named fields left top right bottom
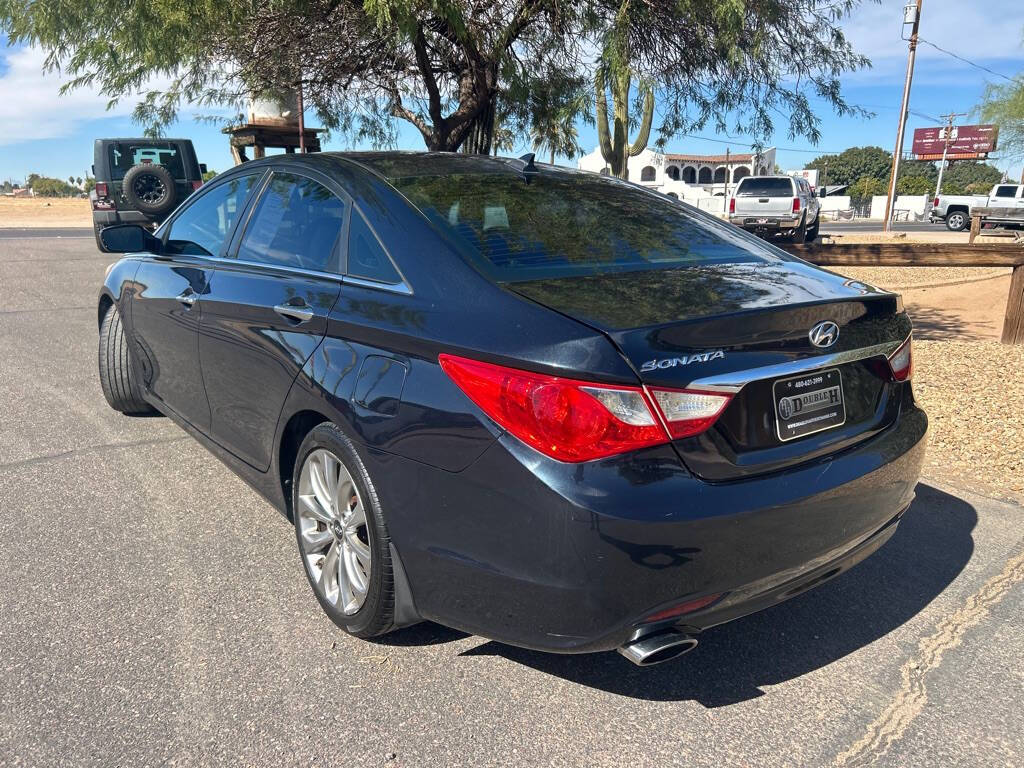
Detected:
left=809, top=321, right=839, bottom=348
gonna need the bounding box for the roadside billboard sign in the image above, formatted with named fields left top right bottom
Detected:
left=785, top=169, right=819, bottom=187
left=911, top=124, right=998, bottom=159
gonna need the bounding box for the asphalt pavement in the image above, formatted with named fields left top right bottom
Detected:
left=1, top=235, right=1021, bottom=767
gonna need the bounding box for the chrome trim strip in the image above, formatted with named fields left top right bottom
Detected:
left=176, top=255, right=414, bottom=296
left=685, top=340, right=904, bottom=394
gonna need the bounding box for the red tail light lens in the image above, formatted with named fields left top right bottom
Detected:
left=792, top=197, right=801, bottom=213
left=439, top=354, right=665, bottom=462
left=191, top=180, right=203, bottom=191
left=887, top=336, right=913, bottom=381
left=95, top=182, right=108, bottom=198
left=642, top=592, right=724, bottom=624
left=729, top=198, right=735, bottom=214
left=933, top=197, right=939, bottom=207
left=439, top=355, right=734, bottom=462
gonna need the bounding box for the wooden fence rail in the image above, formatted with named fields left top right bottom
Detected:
left=780, top=242, right=1024, bottom=345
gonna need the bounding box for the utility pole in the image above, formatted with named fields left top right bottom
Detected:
left=724, top=147, right=730, bottom=214
left=934, top=111, right=968, bottom=201
left=884, top=0, right=923, bottom=232
left=297, top=81, right=306, bottom=154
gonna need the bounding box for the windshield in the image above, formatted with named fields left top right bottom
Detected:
left=735, top=177, right=795, bottom=197
left=392, top=172, right=778, bottom=283
left=108, top=142, right=187, bottom=181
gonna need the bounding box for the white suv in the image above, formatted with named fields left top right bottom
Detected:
left=729, top=175, right=820, bottom=243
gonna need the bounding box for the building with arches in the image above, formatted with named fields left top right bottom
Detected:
left=578, top=146, right=776, bottom=199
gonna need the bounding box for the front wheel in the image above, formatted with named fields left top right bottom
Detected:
left=293, top=423, right=396, bottom=638
left=98, top=303, right=154, bottom=415
left=945, top=211, right=968, bottom=231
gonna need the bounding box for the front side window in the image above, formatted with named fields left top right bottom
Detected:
left=393, top=171, right=775, bottom=283
left=165, top=173, right=259, bottom=256
left=237, top=173, right=345, bottom=273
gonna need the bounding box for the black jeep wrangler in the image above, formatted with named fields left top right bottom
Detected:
left=90, top=138, right=206, bottom=252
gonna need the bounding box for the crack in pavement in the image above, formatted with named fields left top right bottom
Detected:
left=833, top=543, right=1024, bottom=767
left=0, top=436, right=189, bottom=472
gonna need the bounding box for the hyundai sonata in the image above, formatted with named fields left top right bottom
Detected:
left=97, top=152, right=926, bottom=665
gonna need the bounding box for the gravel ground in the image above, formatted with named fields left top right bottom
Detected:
left=834, top=266, right=1012, bottom=291
left=913, top=340, right=1024, bottom=503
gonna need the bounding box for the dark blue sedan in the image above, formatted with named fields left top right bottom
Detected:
left=96, top=152, right=926, bottom=666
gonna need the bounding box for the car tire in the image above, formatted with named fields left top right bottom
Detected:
left=122, top=163, right=177, bottom=217
left=293, top=423, right=396, bottom=639
left=93, top=223, right=107, bottom=253
left=791, top=217, right=808, bottom=244
left=98, top=303, right=154, bottom=415
left=805, top=218, right=819, bottom=242
left=945, top=211, right=968, bottom=231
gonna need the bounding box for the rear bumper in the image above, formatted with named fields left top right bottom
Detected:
left=373, top=400, right=927, bottom=654
left=93, top=210, right=158, bottom=229
left=729, top=215, right=801, bottom=231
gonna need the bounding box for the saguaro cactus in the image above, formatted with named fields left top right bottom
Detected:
left=595, top=66, right=654, bottom=180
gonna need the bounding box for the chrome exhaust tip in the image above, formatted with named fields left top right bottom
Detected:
left=618, top=630, right=698, bottom=666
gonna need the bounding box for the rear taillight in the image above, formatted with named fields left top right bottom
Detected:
left=887, top=336, right=913, bottom=381
left=792, top=197, right=801, bottom=213
left=933, top=197, right=939, bottom=207
left=191, top=180, right=203, bottom=191
left=729, top=198, right=735, bottom=214
left=648, top=388, right=732, bottom=439
left=95, top=182, right=108, bottom=198
left=439, top=355, right=732, bottom=462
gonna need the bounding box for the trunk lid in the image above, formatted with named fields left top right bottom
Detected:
left=732, top=177, right=797, bottom=218
left=510, top=261, right=911, bottom=480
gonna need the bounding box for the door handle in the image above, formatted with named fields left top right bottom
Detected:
left=176, top=290, right=197, bottom=307
left=274, top=303, right=314, bottom=323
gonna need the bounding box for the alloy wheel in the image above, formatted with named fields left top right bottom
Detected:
left=297, top=448, right=372, bottom=615
left=133, top=174, right=167, bottom=204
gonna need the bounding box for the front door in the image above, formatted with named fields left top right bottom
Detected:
left=199, top=170, right=347, bottom=470
left=129, top=171, right=263, bottom=430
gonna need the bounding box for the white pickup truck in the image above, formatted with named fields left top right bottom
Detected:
left=930, top=183, right=1024, bottom=231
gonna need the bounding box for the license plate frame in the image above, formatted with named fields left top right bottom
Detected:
left=773, top=368, right=846, bottom=442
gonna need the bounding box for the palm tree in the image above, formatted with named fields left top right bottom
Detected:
left=531, top=110, right=582, bottom=166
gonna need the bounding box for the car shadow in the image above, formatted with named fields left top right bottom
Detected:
left=902, top=303, right=998, bottom=341
left=457, top=483, right=976, bottom=706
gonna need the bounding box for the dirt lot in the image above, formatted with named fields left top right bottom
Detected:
left=0, top=197, right=92, bottom=227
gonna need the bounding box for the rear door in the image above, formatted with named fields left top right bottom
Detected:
left=130, top=171, right=263, bottom=429
left=198, top=169, right=346, bottom=471
left=732, top=177, right=796, bottom=219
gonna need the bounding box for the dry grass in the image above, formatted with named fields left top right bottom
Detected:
left=0, top=197, right=92, bottom=227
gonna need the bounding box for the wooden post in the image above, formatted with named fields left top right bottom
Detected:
left=1002, top=265, right=1024, bottom=345
left=969, top=213, right=981, bottom=244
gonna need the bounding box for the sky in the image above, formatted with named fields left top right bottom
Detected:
left=0, top=0, right=1022, bottom=184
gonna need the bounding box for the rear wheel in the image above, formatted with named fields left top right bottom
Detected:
left=791, top=216, right=808, bottom=243
left=293, top=423, right=395, bottom=638
left=98, top=303, right=154, bottom=414
left=945, top=210, right=968, bottom=231
left=805, top=218, right=819, bottom=242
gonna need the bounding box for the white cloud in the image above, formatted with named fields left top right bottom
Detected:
left=841, top=0, right=1024, bottom=79
left=0, top=46, right=152, bottom=145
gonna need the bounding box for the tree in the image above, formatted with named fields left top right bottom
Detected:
left=202, top=169, right=218, bottom=182
left=76, top=176, right=83, bottom=186
left=805, top=147, right=892, bottom=186
left=979, top=75, right=1024, bottom=162
left=847, top=175, right=887, bottom=201
left=943, top=161, right=1003, bottom=190
left=30, top=177, right=76, bottom=197
left=531, top=111, right=583, bottom=165
left=83, top=177, right=96, bottom=194
left=895, top=175, right=932, bottom=195
left=2, top=0, right=875, bottom=154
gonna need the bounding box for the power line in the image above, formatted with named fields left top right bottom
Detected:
left=678, top=133, right=845, bottom=155
left=917, top=37, right=1017, bottom=83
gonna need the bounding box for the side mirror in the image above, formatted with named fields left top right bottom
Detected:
left=99, top=224, right=162, bottom=254
left=199, top=163, right=208, bottom=175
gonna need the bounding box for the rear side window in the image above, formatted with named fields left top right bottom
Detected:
left=108, top=142, right=187, bottom=181
left=393, top=172, right=773, bottom=283
left=237, top=173, right=345, bottom=273
left=735, top=178, right=795, bottom=197
left=347, top=210, right=402, bottom=285
left=165, top=174, right=259, bottom=257
left=994, top=185, right=1019, bottom=198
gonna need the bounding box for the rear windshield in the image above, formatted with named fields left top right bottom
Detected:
left=108, top=142, right=187, bottom=181
left=735, top=177, right=794, bottom=197
left=392, top=172, right=775, bottom=283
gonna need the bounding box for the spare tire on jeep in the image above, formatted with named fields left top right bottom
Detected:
left=122, top=163, right=177, bottom=216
